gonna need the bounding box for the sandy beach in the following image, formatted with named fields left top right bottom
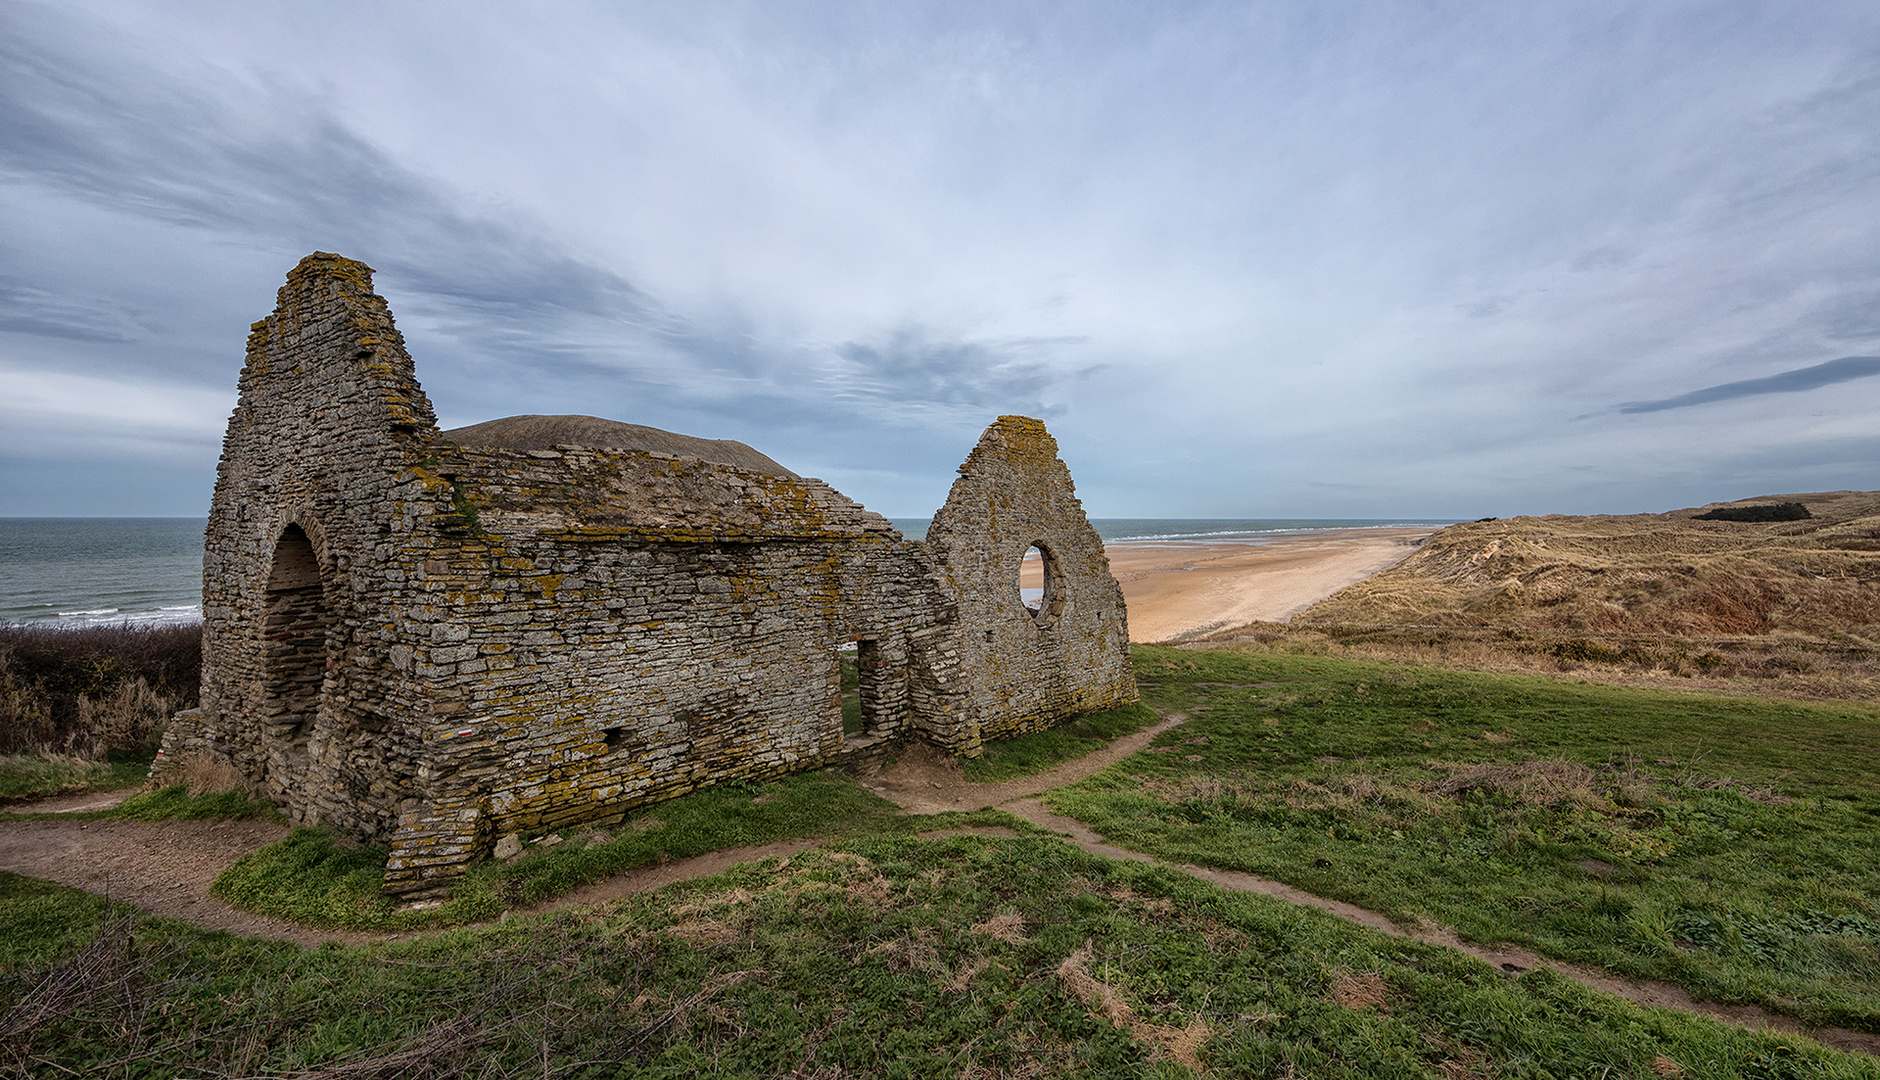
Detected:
left=1101, top=527, right=1436, bottom=643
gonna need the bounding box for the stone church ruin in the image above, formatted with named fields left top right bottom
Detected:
left=155, top=253, right=1136, bottom=897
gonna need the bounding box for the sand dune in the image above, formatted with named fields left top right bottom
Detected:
left=1294, top=492, right=1880, bottom=637
left=1102, top=528, right=1435, bottom=643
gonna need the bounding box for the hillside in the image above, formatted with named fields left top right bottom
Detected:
left=1296, top=490, right=1880, bottom=638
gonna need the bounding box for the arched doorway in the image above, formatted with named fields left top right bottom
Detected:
left=262, top=523, right=331, bottom=779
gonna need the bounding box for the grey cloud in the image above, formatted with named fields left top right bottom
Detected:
left=830, top=329, right=1094, bottom=417
left=1570, top=246, right=1635, bottom=272
left=0, top=6, right=665, bottom=334
left=0, top=5, right=1074, bottom=465
left=1460, top=295, right=1513, bottom=319
left=0, top=276, right=145, bottom=342
left=8, top=2, right=1880, bottom=519
left=1617, top=355, right=1880, bottom=414
left=1814, top=292, right=1880, bottom=342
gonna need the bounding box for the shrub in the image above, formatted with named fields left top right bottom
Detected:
left=0, top=624, right=200, bottom=757
left=1552, top=638, right=1625, bottom=663
left=1693, top=502, right=1812, bottom=522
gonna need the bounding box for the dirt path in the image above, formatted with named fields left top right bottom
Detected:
left=856, top=711, right=1194, bottom=813
left=3, top=732, right=1875, bottom=1053
left=0, top=815, right=381, bottom=948
left=860, top=719, right=1875, bottom=1053
left=999, top=798, right=1878, bottom=1055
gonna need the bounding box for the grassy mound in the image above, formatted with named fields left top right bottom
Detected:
left=1695, top=502, right=1813, bottom=523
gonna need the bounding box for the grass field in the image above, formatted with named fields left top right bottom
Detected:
left=4, top=646, right=1879, bottom=1075
left=5, top=835, right=1868, bottom=1078
left=1048, top=646, right=1880, bottom=1034
left=209, top=772, right=1029, bottom=932
left=962, top=704, right=1161, bottom=783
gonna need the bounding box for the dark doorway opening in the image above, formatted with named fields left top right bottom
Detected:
left=263, top=524, right=332, bottom=777
left=836, top=638, right=888, bottom=746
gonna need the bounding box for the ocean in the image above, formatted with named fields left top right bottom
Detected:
left=888, top=518, right=1456, bottom=545
left=0, top=518, right=207, bottom=628
left=0, top=516, right=1455, bottom=628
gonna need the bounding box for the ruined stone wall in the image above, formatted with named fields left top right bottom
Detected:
left=925, top=417, right=1137, bottom=749
left=377, top=530, right=954, bottom=892
left=179, top=253, right=457, bottom=844
left=166, top=253, right=1133, bottom=898
left=376, top=444, right=961, bottom=894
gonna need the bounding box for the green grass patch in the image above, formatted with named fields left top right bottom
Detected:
left=6, top=835, right=1872, bottom=1077
left=962, top=703, right=1161, bottom=783
left=0, top=749, right=152, bottom=803
left=0, top=780, right=281, bottom=824
left=3, top=782, right=281, bottom=824
left=101, top=783, right=282, bottom=823
left=0, top=872, right=135, bottom=969
left=1044, top=645, right=1880, bottom=1032
left=211, top=769, right=1037, bottom=931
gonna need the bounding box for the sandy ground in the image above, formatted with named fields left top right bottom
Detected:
left=1102, top=527, right=1435, bottom=643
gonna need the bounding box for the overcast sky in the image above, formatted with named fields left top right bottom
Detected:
left=4, top=2, right=1878, bottom=519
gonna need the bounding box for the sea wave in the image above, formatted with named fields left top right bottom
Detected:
left=1105, top=523, right=1448, bottom=544
left=8, top=605, right=202, bottom=629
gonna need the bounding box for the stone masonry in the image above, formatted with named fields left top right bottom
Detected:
left=154, top=253, right=1136, bottom=897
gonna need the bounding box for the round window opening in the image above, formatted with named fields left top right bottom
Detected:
left=1017, top=542, right=1066, bottom=627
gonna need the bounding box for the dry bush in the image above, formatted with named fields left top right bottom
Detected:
left=75, top=678, right=183, bottom=753
left=181, top=754, right=255, bottom=797
left=1425, top=759, right=1606, bottom=809
left=0, top=624, right=200, bottom=757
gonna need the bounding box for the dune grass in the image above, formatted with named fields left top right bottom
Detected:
left=1045, top=645, right=1880, bottom=1033
left=1296, top=502, right=1880, bottom=640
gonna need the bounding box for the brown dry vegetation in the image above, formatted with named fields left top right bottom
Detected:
left=1300, top=490, right=1880, bottom=637
left=1207, top=490, right=1880, bottom=701
left=0, top=624, right=199, bottom=758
